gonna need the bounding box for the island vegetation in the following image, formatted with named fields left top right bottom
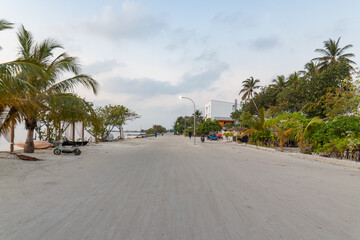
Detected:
left=232, top=37, right=360, bottom=158
left=0, top=19, right=139, bottom=152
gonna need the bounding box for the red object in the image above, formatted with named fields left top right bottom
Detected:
left=217, top=134, right=222, bottom=138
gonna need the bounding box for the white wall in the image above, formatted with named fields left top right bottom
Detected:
left=205, top=100, right=235, bottom=119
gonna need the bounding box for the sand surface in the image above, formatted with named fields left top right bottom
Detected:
left=1, top=134, right=360, bottom=239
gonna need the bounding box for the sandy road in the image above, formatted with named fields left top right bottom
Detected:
left=1, top=134, right=360, bottom=239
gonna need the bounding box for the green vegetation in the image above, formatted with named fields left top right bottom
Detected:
left=146, top=125, right=167, bottom=134
left=233, top=37, right=360, bottom=158
left=0, top=19, right=138, bottom=150
left=173, top=110, right=204, bottom=135
left=196, top=119, right=222, bottom=134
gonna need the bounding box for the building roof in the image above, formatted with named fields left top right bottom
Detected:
left=207, top=100, right=235, bottom=105
left=213, top=117, right=233, bottom=121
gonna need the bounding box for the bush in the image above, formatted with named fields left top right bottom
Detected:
left=309, top=116, right=360, bottom=151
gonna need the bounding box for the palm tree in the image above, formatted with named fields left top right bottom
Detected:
left=240, top=107, right=268, bottom=138
left=239, top=76, right=260, bottom=114
left=271, top=75, right=287, bottom=93
left=9, top=26, right=99, bottom=153
left=300, top=61, right=319, bottom=76
left=0, top=19, right=13, bottom=50
left=193, top=109, right=204, bottom=124
left=287, top=72, right=301, bottom=89
left=312, top=37, right=355, bottom=71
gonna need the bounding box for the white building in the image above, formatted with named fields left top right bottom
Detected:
left=205, top=100, right=238, bottom=125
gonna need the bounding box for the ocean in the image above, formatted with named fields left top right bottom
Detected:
left=0, top=128, right=142, bottom=151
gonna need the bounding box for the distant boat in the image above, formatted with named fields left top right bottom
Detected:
left=15, top=140, right=53, bottom=149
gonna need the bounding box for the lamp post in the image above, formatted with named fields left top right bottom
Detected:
left=179, top=96, right=196, bottom=145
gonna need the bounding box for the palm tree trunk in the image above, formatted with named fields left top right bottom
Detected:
left=24, top=128, right=35, bottom=153
left=72, top=122, right=75, bottom=141
left=251, top=98, right=260, bottom=115
left=82, top=122, right=85, bottom=141
left=10, top=121, right=14, bottom=153
left=46, top=119, right=50, bottom=140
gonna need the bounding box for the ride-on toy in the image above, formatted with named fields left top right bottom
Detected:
left=54, top=146, right=81, bottom=155
left=208, top=134, right=219, bottom=141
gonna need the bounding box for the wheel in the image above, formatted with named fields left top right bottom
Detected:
left=74, top=148, right=81, bottom=155
left=54, top=148, right=61, bottom=155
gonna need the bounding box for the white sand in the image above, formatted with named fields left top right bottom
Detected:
left=1, top=135, right=360, bottom=239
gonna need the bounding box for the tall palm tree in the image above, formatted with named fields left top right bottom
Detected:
left=239, top=76, right=260, bottom=114
left=11, top=26, right=99, bottom=153
left=312, top=37, right=355, bottom=71
left=271, top=75, right=287, bottom=93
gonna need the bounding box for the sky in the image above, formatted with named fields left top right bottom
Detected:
left=1, top=0, right=360, bottom=130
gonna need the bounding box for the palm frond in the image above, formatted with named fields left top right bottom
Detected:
left=0, top=19, right=13, bottom=31
left=46, top=74, right=99, bottom=95
left=17, top=25, right=34, bottom=59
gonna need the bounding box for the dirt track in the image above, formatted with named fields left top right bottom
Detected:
left=1, top=134, right=360, bottom=239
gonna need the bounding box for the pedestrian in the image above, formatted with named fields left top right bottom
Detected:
left=188, top=131, right=192, bottom=139
left=155, top=131, right=157, bottom=138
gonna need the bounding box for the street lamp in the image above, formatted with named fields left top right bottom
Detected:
left=179, top=96, right=196, bottom=145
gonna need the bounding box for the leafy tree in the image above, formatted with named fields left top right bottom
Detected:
left=237, top=112, right=253, bottom=128
left=38, top=94, right=92, bottom=141
left=196, top=119, right=222, bottom=134
left=86, top=105, right=139, bottom=142
left=147, top=125, right=166, bottom=134
left=230, top=109, right=242, bottom=121
left=309, top=116, right=360, bottom=150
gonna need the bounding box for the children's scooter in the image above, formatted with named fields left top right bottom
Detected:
left=54, top=146, right=81, bottom=155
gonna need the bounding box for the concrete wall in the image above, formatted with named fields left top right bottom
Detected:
left=205, top=100, right=235, bottom=120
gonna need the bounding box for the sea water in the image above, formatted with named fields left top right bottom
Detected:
left=0, top=128, right=140, bottom=151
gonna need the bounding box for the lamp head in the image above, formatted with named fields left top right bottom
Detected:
left=179, top=96, right=182, bottom=99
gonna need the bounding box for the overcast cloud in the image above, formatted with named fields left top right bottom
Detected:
left=1, top=0, right=360, bottom=130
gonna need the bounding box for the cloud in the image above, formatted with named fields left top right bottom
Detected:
left=83, top=59, right=124, bottom=75
left=166, top=28, right=197, bottom=51
left=212, top=11, right=256, bottom=28
left=194, top=50, right=217, bottom=61
left=102, top=60, right=229, bottom=96
left=79, top=2, right=166, bottom=41
left=250, top=36, right=280, bottom=50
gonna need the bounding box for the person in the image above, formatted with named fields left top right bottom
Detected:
left=188, top=131, right=192, bottom=139
left=155, top=131, right=157, bottom=138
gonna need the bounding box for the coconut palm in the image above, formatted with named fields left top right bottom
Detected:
left=239, top=76, right=260, bottom=114
left=8, top=26, right=99, bottom=153
left=271, top=75, right=287, bottom=93
left=312, top=37, right=355, bottom=71
left=193, top=109, right=204, bottom=124
left=287, top=72, right=301, bottom=89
